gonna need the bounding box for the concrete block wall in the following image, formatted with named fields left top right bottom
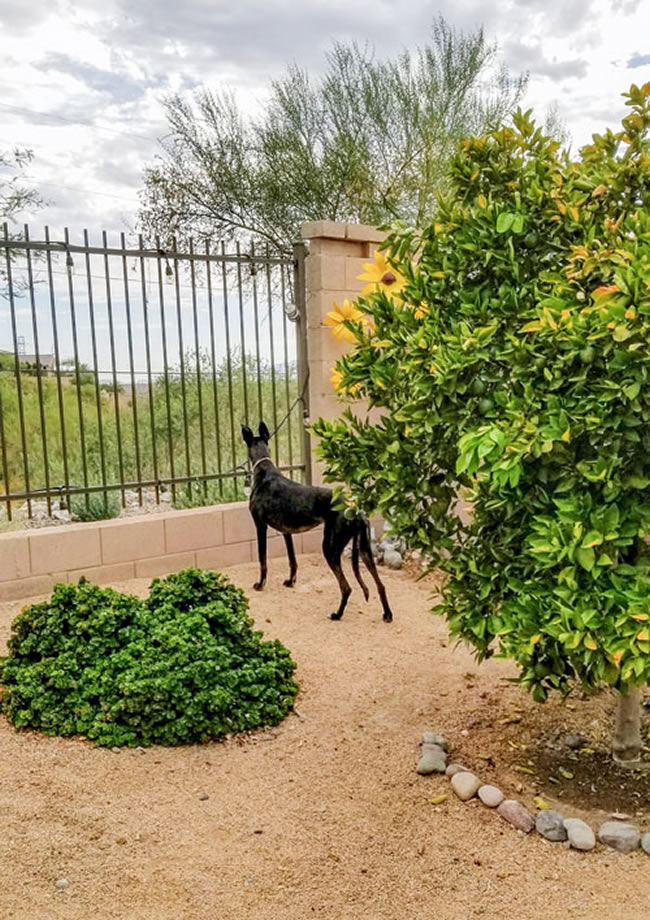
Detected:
left=0, top=502, right=325, bottom=602
left=301, top=221, right=386, bottom=484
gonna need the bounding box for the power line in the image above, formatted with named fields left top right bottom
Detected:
left=0, top=101, right=162, bottom=146
left=34, top=180, right=140, bottom=206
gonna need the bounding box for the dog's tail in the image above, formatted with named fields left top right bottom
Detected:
left=351, top=518, right=370, bottom=602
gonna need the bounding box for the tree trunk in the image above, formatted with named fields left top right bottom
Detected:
left=612, top=686, right=642, bottom=765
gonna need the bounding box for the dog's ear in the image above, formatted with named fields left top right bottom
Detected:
left=241, top=425, right=254, bottom=446
left=258, top=421, right=271, bottom=443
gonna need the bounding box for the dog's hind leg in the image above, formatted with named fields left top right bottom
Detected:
left=359, top=524, right=393, bottom=622
left=323, top=523, right=352, bottom=620
left=351, top=530, right=369, bottom=601
left=283, top=534, right=297, bottom=587
left=253, top=519, right=268, bottom=591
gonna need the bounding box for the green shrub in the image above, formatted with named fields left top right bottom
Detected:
left=70, top=492, right=121, bottom=521
left=172, top=478, right=242, bottom=509
left=0, top=568, right=298, bottom=746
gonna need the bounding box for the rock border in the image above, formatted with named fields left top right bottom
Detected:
left=416, top=731, right=649, bottom=855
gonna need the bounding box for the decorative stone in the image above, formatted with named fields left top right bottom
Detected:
left=598, top=821, right=641, bottom=853
left=478, top=785, right=504, bottom=808
left=497, top=799, right=535, bottom=833
left=641, top=832, right=650, bottom=855
left=417, top=745, right=447, bottom=775
left=55, top=879, right=69, bottom=890
left=421, top=742, right=447, bottom=758
left=564, top=818, right=596, bottom=851
left=536, top=810, right=568, bottom=842
left=450, top=772, right=482, bottom=801
left=422, top=732, right=449, bottom=751
left=383, top=549, right=403, bottom=569
left=445, top=763, right=469, bottom=777
left=198, top=793, right=210, bottom=801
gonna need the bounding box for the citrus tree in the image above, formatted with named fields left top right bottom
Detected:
left=312, top=84, right=650, bottom=764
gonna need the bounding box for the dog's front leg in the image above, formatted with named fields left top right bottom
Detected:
left=253, top=520, right=268, bottom=591
left=283, top=534, right=297, bottom=587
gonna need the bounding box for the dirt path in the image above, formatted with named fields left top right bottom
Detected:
left=0, top=556, right=648, bottom=920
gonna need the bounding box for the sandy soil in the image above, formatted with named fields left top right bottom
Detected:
left=0, top=555, right=648, bottom=920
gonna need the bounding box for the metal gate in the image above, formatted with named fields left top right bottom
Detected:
left=0, top=225, right=310, bottom=521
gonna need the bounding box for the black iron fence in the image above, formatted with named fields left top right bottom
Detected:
left=0, top=224, right=310, bottom=521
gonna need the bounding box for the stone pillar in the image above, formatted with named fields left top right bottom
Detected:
left=301, top=221, right=386, bottom=484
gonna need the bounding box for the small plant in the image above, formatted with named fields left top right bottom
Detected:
left=69, top=492, right=121, bottom=522
left=172, top=478, right=243, bottom=509
left=0, top=568, right=299, bottom=746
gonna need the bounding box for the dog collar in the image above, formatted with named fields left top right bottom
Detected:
left=251, top=457, right=273, bottom=473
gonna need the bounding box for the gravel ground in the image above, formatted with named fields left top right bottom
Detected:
left=0, top=555, right=648, bottom=920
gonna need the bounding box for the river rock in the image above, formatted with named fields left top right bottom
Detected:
left=422, top=732, right=449, bottom=751
left=497, top=799, right=535, bottom=833
left=478, top=785, right=504, bottom=808
left=598, top=821, right=640, bottom=853
left=564, top=818, right=596, bottom=851
left=536, top=810, right=567, bottom=842
left=451, top=772, right=482, bottom=801
left=417, top=746, right=447, bottom=775
left=641, top=832, right=650, bottom=855
left=445, top=763, right=469, bottom=777
left=383, top=549, right=403, bottom=570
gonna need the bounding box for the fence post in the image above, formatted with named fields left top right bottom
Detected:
left=300, top=221, right=386, bottom=485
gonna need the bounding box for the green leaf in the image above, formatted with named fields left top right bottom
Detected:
left=624, top=382, right=641, bottom=400
left=511, top=213, right=524, bottom=234
left=496, top=212, right=515, bottom=233
left=575, top=546, right=596, bottom=571
left=613, top=325, right=632, bottom=342
left=581, top=530, right=603, bottom=548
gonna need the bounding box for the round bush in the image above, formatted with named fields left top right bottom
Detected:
left=0, top=568, right=299, bottom=746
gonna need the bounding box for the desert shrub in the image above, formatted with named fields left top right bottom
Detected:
left=0, top=568, right=298, bottom=747
left=70, top=492, right=121, bottom=521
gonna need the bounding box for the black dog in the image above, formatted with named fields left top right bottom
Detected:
left=242, top=422, right=393, bottom=622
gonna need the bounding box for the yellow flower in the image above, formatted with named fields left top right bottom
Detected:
left=330, top=367, right=343, bottom=391
left=324, top=299, right=364, bottom=343
left=357, top=250, right=407, bottom=300
left=330, top=366, right=361, bottom=396
left=414, top=304, right=429, bottom=320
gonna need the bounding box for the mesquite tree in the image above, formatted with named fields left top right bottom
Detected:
left=139, top=17, right=526, bottom=254
left=313, top=84, right=650, bottom=764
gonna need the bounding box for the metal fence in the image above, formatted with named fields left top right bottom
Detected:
left=0, top=224, right=310, bottom=521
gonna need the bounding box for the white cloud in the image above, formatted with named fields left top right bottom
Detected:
left=1, top=0, right=649, bottom=233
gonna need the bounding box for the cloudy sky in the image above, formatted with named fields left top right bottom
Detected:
left=1, top=0, right=649, bottom=238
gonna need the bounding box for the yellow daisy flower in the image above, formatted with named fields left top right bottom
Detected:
left=357, top=250, right=407, bottom=300
left=330, top=367, right=343, bottom=391
left=324, top=299, right=364, bottom=343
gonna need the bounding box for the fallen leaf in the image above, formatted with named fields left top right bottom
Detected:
left=535, top=796, right=552, bottom=810
left=430, top=794, right=448, bottom=805
left=559, top=768, right=574, bottom=779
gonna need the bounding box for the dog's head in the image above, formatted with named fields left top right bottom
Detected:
left=241, top=421, right=271, bottom=464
